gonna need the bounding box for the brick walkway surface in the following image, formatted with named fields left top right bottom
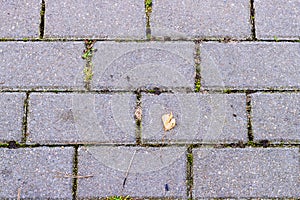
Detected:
left=0, top=0, right=299, bottom=199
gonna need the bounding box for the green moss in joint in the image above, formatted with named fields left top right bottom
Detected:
left=195, top=79, right=201, bottom=92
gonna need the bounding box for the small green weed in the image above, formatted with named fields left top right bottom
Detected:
left=195, top=79, right=201, bottom=92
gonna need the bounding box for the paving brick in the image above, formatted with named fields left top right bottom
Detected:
left=255, top=0, right=300, bottom=39
left=78, top=146, right=187, bottom=198
left=0, top=147, right=74, bottom=199
left=0, top=93, right=25, bottom=142
left=151, top=0, right=251, bottom=39
left=251, top=93, right=300, bottom=142
left=92, top=42, right=195, bottom=91
left=0, top=42, right=85, bottom=90
left=142, top=93, right=247, bottom=144
left=201, top=42, right=300, bottom=90
left=45, top=0, right=145, bottom=39
left=27, top=93, right=136, bottom=144
left=0, top=1, right=40, bottom=38
left=193, top=148, right=300, bottom=198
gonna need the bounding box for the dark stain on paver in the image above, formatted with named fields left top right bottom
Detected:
left=8, top=141, right=18, bottom=149
left=59, top=109, right=75, bottom=122
left=1, top=168, right=12, bottom=178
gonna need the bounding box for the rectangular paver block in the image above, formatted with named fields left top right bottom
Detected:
left=151, top=0, right=251, bottom=39
left=142, top=93, right=247, bottom=144
left=78, top=146, right=187, bottom=198
left=255, top=0, right=300, bottom=39
left=92, top=42, right=195, bottom=91
left=201, top=42, right=300, bottom=89
left=252, top=93, right=300, bottom=142
left=0, top=42, right=85, bottom=90
left=0, top=1, right=40, bottom=38
left=27, top=93, right=136, bottom=144
left=0, top=147, right=74, bottom=199
left=45, top=0, right=145, bottom=39
left=193, top=148, right=300, bottom=198
left=0, top=93, right=25, bottom=142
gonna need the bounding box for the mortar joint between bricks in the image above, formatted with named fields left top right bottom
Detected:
left=39, top=0, right=45, bottom=39
left=250, top=0, right=257, bottom=40
left=186, top=145, right=193, bottom=199
left=21, top=92, right=30, bottom=143
left=145, top=0, right=152, bottom=39
left=72, top=145, right=79, bottom=200
left=134, top=90, right=142, bottom=145
left=246, top=92, right=254, bottom=142
left=82, top=40, right=97, bottom=90
left=194, top=42, right=201, bottom=92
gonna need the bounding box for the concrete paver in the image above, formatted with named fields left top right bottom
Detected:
left=0, top=147, right=74, bottom=199
left=78, top=146, right=187, bottom=198
left=252, top=93, right=300, bottom=142
left=0, top=93, right=25, bottom=142
left=193, top=148, right=300, bottom=198
left=142, top=93, right=248, bottom=144
left=200, top=42, right=300, bottom=89
left=27, top=93, right=136, bottom=144
left=0, top=42, right=85, bottom=90
left=92, top=41, right=195, bottom=91
left=151, top=0, right=251, bottom=39
left=255, top=0, right=300, bottom=39
left=45, top=0, right=145, bottom=39
left=0, top=1, right=40, bottom=38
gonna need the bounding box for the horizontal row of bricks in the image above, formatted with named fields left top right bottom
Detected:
left=1, top=147, right=299, bottom=198
left=0, top=42, right=299, bottom=90
left=0, top=92, right=299, bottom=144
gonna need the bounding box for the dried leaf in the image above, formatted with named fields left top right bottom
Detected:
left=135, top=106, right=142, bottom=121
left=162, top=112, right=176, bottom=131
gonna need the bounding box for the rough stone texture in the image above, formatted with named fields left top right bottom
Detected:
left=142, top=93, right=247, bottom=144
left=151, top=0, right=251, bottom=39
left=0, top=147, right=74, bottom=199
left=193, top=148, right=300, bottom=198
left=78, top=146, right=187, bottom=198
left=27, top=93, right=136, bottom=144
left=0, top=1, right=40, bottom=38
left=45, top=0, right=145, bottom=39
left=255, top=0, right=300, bottom=39
left=0, top=42, right=85, bottom=90
left=252, top=93, right=300, bottom=142
left=200, top=42, right=300, bottom=90
left=0, top=93, right=25, bottom=142
left=92, top=42, right=195, bottom=91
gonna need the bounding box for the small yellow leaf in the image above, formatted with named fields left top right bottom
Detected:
left=162, top=112, right=176, bottom=131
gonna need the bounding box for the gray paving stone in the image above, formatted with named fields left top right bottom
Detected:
left=0, top=93, right=25, bottom=142
left=201, top=42, right=300, bottom=90
left=142, top=93, right=247, bottom=144
left=27, top=93, right=136, bottom=144
left=193, top=148, right=300, bottom=198
left=151, top=0, right=251, bottom=39
left=92, top=42, right=195, bottom=91
left=45, top=0, right=145, bottom=39
left=78, top=146, right=187, bottom=198
left=251, top=93, right=300, bottom=142
left=0, top=42, right=85, bottom=90
left=255, top=0, right=300, bottom=39
left=0, top=1, right=40, bottom=38
left=0, top=147, right=74, bottom=199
